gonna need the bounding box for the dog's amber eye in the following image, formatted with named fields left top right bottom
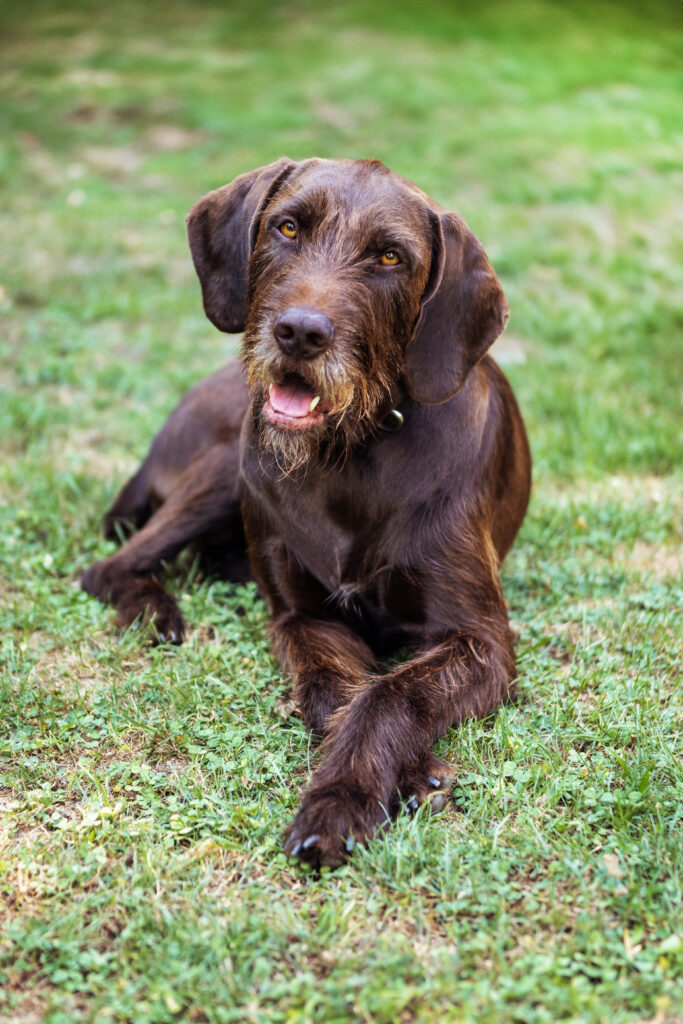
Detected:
left=278, top=220, right=297, bottom=239
left=380, top=249, right=400, bottom=266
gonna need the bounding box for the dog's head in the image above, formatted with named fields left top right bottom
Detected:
left=187, top=158, right=508, bottom=469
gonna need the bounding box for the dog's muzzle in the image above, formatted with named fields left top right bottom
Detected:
left=273, top=306, right=334, bottom=361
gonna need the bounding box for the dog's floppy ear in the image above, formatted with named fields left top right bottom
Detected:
left=405, top=211, right=509, bottom=404
left=186, top=157, right=295, bottom=333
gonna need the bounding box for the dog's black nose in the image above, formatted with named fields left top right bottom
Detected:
left=273, top=307, right=334, bottom=359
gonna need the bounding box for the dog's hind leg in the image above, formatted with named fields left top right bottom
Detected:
left=82, top=443, right=243, bottom=643
left=103, top=463, right=155, bottom=542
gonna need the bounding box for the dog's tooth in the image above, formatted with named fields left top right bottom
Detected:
left=309, top=395, right=321, bottom=412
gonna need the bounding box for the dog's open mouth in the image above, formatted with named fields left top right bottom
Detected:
left=263, top=373, right=329, bottom=431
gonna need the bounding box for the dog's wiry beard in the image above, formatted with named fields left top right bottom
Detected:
left=255, top=409, right=325, bottom=478
left=243, top=319, right=402, bottom=477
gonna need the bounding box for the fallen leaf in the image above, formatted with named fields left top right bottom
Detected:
left=602, top=852, right=623, bottom=878
left=274, top=696, right=300, bottom=719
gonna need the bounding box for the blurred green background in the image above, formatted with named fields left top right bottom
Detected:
left=1, top=3, right=681, bottom=1023
left=2, top=0, right=681, bottom=478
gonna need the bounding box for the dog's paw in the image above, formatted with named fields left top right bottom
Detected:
left=81, top=559, right=115, bottom=601
left=115, top=583, right=185, bottom=645
left=284, top=781, right=390, bottom=869
left=83, top=563, right=185, bottom=645
left=396, top=751, right=456, bottom=815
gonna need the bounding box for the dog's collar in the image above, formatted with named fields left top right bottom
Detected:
left=378, top=408, right=404, bottom=432
left=377, top=384, right=406, bottom=433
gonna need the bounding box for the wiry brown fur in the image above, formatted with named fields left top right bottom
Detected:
left=82, top=158, right=531, bottom=868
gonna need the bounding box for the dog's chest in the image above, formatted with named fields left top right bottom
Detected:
left=262, top=479, right=357, bottom=591
left=239, top=410, right=457, bottom=626
left=241, top=447, right=386, bottom=595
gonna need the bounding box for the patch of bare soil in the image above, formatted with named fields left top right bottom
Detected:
left=548, top=474, right=682, bottom=509
left=616, top=540, right=682, bottom=582
left=46, top=424, right=138, bottom=481
left=0, top=990, right=50, bottom=1024
left=80, top=145, right=141, bottom=176
left=144, top=125, right=204, bottom=152
left=491, top=334, right=528, bottom=365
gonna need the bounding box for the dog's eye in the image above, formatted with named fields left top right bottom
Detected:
left=380, top=249, right=400, bottom=266
left=278, top=220, right=297, bottom=240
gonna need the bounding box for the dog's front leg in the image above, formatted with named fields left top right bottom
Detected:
left=243, top=527, right=378, bottom=733
left=284, top=623, right=515, bottom=868
left=271, top=612, right=376, bottom=734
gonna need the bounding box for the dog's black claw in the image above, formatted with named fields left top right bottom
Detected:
left=428, top=775, right=441, bottom=788
left=288, top=840, right=302, bottom=858
left=345, top=835, right=356, bottom=853
left=406, top=795, right=419, bottom=812
left=302, top=834, right=320, bottom=850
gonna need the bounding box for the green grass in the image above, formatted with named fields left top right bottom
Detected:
left=1, top=1, right=681, bottom=1021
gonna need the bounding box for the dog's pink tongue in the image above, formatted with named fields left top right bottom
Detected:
left=269, top=377, right=316, bottom=418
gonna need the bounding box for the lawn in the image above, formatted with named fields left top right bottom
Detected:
left=0, top=1, right=681, bottom=1021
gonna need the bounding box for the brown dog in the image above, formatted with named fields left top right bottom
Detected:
left=82, top=157, right=531, bottom=867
